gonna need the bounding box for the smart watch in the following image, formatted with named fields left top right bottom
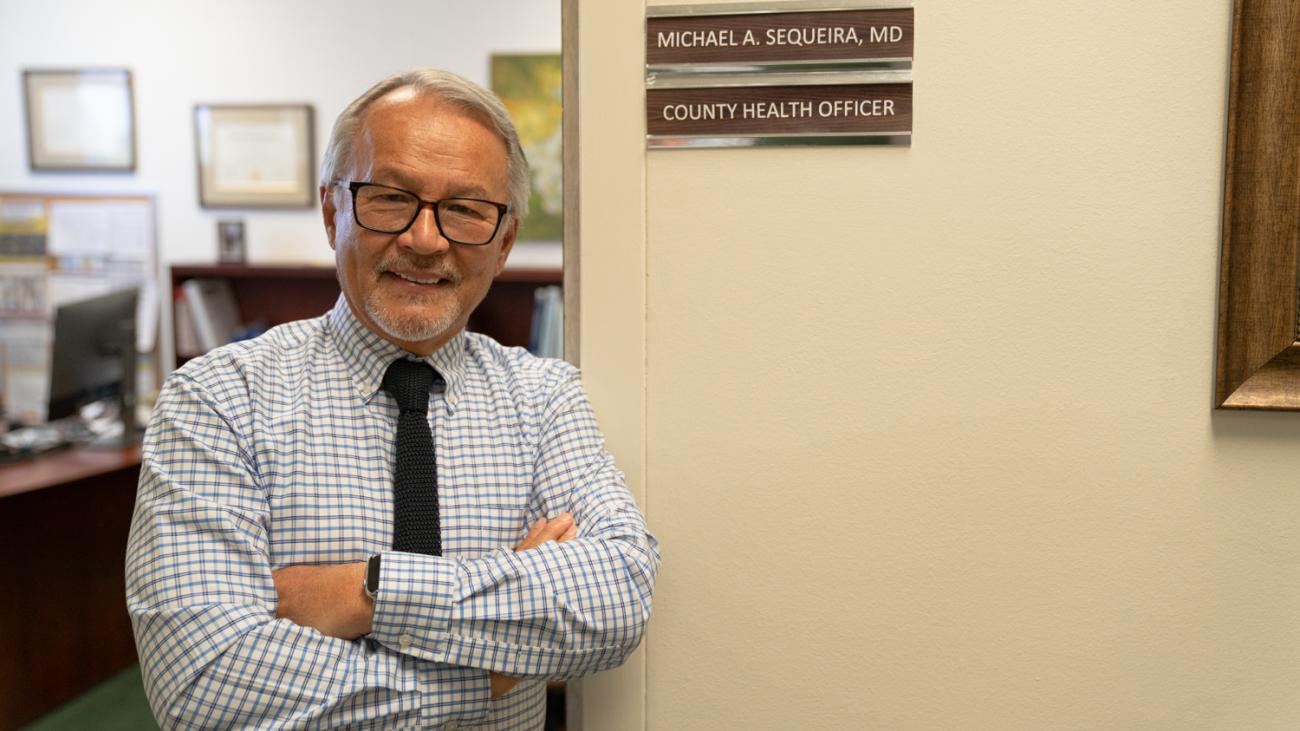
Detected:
left=364, top=554, right=382, bottom=601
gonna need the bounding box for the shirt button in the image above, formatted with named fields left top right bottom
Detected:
left=399, top=634, right=413, bottom=650
left=446, top=722, right=459, bottom=730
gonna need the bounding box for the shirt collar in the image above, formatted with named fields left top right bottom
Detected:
left=326, top=295, right=467, bottom=411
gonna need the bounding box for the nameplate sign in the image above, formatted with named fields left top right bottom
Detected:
left=647, top=3, right=914, bottom=69
left=647, top=72, right=911, bottom=147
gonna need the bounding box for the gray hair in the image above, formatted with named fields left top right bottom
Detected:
left=320, top=68, right=530, bottom=222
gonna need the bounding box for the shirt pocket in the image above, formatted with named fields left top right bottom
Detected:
left=437, top=439, right=534, bottom=556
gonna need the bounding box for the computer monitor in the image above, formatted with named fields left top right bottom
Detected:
left=47, top=287, right=138, bottom=427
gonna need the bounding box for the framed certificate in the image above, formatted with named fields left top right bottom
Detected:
left=194, top=104, right=315, bottom=208
left=24, top=69, right=137, bottom=171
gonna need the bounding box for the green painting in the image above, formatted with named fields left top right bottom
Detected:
left=491, top=54, right=563, bottom=242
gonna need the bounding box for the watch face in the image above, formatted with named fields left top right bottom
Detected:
left=366, top=554, right=382, bottom=596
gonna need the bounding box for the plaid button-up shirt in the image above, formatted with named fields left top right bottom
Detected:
left=126, top=296, right=659, bottom=729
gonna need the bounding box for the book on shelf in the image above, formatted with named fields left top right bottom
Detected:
left=529, top=285, right=563, bottom=360
left=181, top=278, right=242, bottom=353
left=173, top=290, right=200, bottom=357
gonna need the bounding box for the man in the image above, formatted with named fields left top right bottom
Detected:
left=126, top=69, right=659, bottom=730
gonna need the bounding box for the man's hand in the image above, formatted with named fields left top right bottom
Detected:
left=514, top=512, right=578, bottom=551
left=273, top=562, right=372, bottom=640
left=490, top=512, right=578, bottom=697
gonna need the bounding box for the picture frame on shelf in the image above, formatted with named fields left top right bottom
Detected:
left=217, top=220, right=246, bottom=263
left=23, top=69, right=136, bottom=171
left=194, top=104, right=315, bottom=208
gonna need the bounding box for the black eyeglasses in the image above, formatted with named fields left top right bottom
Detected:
left=338, top=181, right=509, bottom=246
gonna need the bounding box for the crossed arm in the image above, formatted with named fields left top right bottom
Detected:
left=127, top=371, right=658, bottom=729
left=271, top=513, right=579, bottom=698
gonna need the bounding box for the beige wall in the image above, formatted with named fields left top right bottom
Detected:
left=572, top=0, right=649, bottom=727
left=579, top=1, right=1300, bottom=728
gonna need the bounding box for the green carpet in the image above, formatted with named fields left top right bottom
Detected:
left=20, top=664, right=566, bottom=730
left=22, top=665, right=157, bottom=731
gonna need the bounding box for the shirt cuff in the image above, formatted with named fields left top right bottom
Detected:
left=369, top=550, right=457, bottom=662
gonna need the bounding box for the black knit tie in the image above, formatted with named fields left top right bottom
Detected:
left=381, top=358, right=442, bottom=556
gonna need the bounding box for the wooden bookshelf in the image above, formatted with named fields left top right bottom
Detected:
left=171, top=264, right=561, bottom=367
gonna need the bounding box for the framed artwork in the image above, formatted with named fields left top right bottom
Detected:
left=24, top=69, right=136, bottom=171
left=491, top=54, right=564, bottom=242
left=194, top=104, right=315, bottom=208
left=1213, top=0, right=1300, bottom=409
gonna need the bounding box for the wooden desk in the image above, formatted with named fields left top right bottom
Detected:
left=0, top=446, right=142, bottom=730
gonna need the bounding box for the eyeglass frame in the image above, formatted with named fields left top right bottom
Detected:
left=334, top=180, right=510, bottom=246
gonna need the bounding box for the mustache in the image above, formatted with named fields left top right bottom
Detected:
left=374, top=255, right=460, bottom=283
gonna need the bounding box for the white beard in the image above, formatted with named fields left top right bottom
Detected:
left=363, top=285, right=462, bottom=344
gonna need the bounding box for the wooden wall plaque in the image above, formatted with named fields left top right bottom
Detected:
left=647, top=5, right=914, bottom=68
left=647, top=74, right=911, bottom=142
left=646, top=3, right=914, bottom=149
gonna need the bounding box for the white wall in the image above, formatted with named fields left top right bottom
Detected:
left=0, top=0, right=559, bottom=362
left=579, top=0, right=1300, bottom=728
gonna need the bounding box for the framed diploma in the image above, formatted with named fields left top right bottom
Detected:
left=24, top=69, right=137, bottom=171
left=194, top=104, right=315, bottom=208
